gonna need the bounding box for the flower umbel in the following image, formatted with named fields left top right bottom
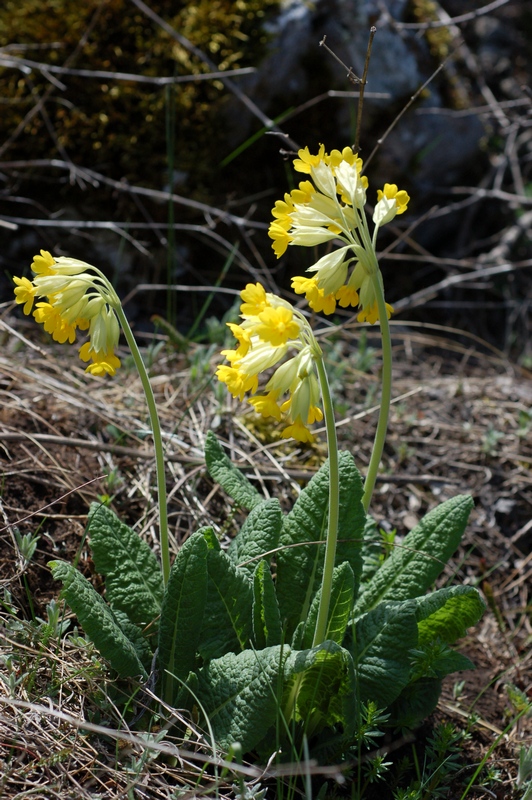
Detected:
left=13, top=250, right=121, bottom=375
left=268, top=145, right=410, bottom=323
left=217, top=283, right=324, bottom=441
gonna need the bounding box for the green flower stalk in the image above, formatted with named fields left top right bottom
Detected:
left=13, top=250, right=171, bottom=585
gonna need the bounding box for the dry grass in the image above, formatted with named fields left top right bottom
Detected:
left=0, top=311, right=531, bottom=798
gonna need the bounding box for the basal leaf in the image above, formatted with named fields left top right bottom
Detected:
left=227, top=498, right=282, bottom=579
left=158, top=532, right=208, bottom=704
left=415, top=585, right=485, bottom=646
left=193, top=645, right=288, bottom=752
left=387, top=677, right=443, bottom=730
left=198, top=546, right=254, bottom=660
left=301, top=562, right=355, bottom=650
left=88, top=503, right=163, bottom=627
left=354, top=495, right=474, bottom=617
left=113, top=609, right=153, bottom=671
left=352, top=600, right=418, bottom=709
left=284, top=641, right=355, bottom=737
left=204, top=430, right=264, bottom=510
left=276, top=451, right=365, bottom=638
left=50, top=560, right=147, bottom=679
left=253, top=560, right=282, bottom=648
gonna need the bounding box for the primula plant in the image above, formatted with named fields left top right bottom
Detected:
left=13, top=144, right=484, bottom=771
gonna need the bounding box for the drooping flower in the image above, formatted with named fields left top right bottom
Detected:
left=374, top=183, right=410, bottom=227
left=13, top=252, right=122, bottom=376
left=269, top=145, right=410, bottom=325
left=216, top=283, right=323, bottom=441
left=13, top=276, right=37, bottom=315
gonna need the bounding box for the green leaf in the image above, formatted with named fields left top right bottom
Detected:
left=112, top=609, right=154, bottom=671
left=414, top=585, right=485, bottom=646
left=88, top=503, right=163, bottom=627
left=198, top=546, right=254, bottom=660
left=276, top=451, right=365, bottom=637
left=50, top=560, right=147, bottom=679
left=204, top=430, right=264, bottom=510
left=354, top=495, right=474, bottom=617
left=193, top=645, right=288, bottom=752
left=158, top=533, right=208, bottom=704
left=252, top=560, right=282, bottom=648
left=284, top=641, right=355, bottom=737
left=352, top=600, right=418, bottom=708
left=387, top=677, right=443, bottom=730
left=201, top=526, right=220, bottom=551
left=301, top=562, right=355, bottom=649
left=227, top=498, right=282, bottom=579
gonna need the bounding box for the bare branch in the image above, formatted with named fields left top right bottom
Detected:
left=0, top=54, right=256, bottom=85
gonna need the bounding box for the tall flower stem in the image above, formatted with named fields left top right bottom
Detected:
left=362, top=272, right=393, bottom=513
left=114, top=304, right=170, bottom=585
left=312, top=352, right=340, bottom=647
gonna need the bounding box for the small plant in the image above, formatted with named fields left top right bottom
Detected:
left=481, top=425, right=504, bottom=456
left=12, top=145, right=485, bottom=780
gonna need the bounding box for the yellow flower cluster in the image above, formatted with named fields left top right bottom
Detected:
left=216, top=283, right=323, bottom=442
left=268, top=145, right=409, bottom=323
left=13, top=250, right=121, bottom=376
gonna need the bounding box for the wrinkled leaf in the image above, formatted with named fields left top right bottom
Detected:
left=284, top=640, right=355, bottom=738
left=198, top=546, right=253, bottom=660
left=228, top=498, right=282, bottom=579
left=354, top=495, right=474, bottom=617
left=50, top=560, right=147, bottom=679
left=301, top=562, right=355, bottom=649
left=352, top=600, right=418, bottom=708
left=88, top=503, right=163, bottom=627
left=276, top=451, right=365, bottom=637
left=253, top=560, right=282, bottom=648
left=204, top=430, right=264, bottom=510
left=158, top=532, right=208, bottom=704
left=193, top=645, right=288, bottom=752
left=414, top=585, right=485, bottom=646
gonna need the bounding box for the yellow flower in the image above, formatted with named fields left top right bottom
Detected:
left=293, top=143, right=326, bottom=174
left=377, top=183, right=410, bottom=214
left=226, top=323, right=251, bottom=359
left=31, top=249, right=57, bottom=276
left=240, top=283, right=269, bottom=317
left=308, top=288, right=336, bottom=315
left=291, top=180, right=315, bottom=204
left=281, top=418, right=314, bottom=443
left=13, top=276, right=36, bottom=315
left=357, top=301, right=393, bottom=325
left=268, top=222, right=293, bottom=258
left=374, top=183, right=410, bottom=226
left=335, top=284, right=359, bottom=309
left=271, top=194, right=295, bottom=228
left=307, top=405, right=323, bottom=424
left=248, top=391, right=282, bottom=420
left=14, top=252, right=123, bottom=377
left=254, top=306, right=301, bottom=347
left=292, top=275, right=322, bottom=306
left=33, top=302, right=77, bottom=344
left=79, top=343, right=121, bottom=377
left=216, top=364, right=258, bottom=401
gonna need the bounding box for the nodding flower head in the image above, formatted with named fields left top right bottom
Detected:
left=268, top=145, right=409, bottom=323
left=216, top=283, right=323, bottom=442
left=13, top=250, right=122, bottom=376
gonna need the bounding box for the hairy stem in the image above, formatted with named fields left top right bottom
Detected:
left=362, top=272, right=392, bottom=513
left=114, top=304, right=170, bottom=584
left=312, top=353, right=340, bottom=647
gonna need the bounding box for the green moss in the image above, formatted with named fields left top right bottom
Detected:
left=0, top=0, right=279, bottom=186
